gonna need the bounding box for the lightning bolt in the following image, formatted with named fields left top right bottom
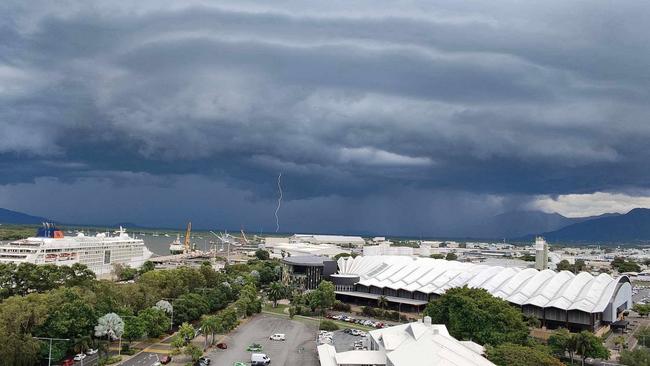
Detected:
left=275, top=173, right=283, bottom=233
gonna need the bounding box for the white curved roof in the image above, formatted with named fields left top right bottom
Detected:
left=337, top=256, right=629, bottom=313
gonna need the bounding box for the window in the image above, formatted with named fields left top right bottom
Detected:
left=104, top=250, right=111, bottom=264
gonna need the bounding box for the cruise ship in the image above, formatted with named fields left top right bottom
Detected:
left=0, top=223, right=153, bottom=276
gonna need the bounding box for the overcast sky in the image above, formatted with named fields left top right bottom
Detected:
left=1, top=1, right=649, bottom=235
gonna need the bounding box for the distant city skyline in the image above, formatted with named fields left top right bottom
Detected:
left=1, top=1, right=649, bottom=236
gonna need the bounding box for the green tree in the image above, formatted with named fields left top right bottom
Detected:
left=574, top=331, right=609, bottom=366
left=122, top=317, right=146, bottom=350
left=424, top=286, right=528, bottom=346
left=377, top=295, right=388, bottom=310
left=138, top=307, right=169, bottom=338
left=556, top=260, right=573, bottom=271
left=200, top=316, right=218, bottom=349
left=173, top=293, right=210, bottom=324
left=634, top=304, right=650, bottom=318
left=267, top=282, right=286, bottom=308
left=177, top=322, right=195, bottom=345
left=310, top=281, right=336, bottom=315
left=319, top=320, right=339, bottom=331
left=255, top=249, right=270, bottom=261
left=184, top=343, right=203, bottom=362
left=113, top=263, right=138, bottom=281
left=487, top=343, right=565, bottom=366
left=139, top=261, right=155, bottom=274
left=611, top=257, right=641, bottom=273
left=0, top=293, right=49, bottom=366
left=430, top=254, right=445, bottom=259
left=445, top=252, right=458, bottom=261
left=548, top=328, right=575, bottom=363
left=620, top=348, right=650, bottom=366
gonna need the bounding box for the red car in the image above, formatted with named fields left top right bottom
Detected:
left=61, top=359, right=75, bottom=366
left=216, top=342, right=228, bottom=350
left=160, top=355, right=172, bottom=364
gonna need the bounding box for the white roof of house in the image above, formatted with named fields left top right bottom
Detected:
left=318, top=321, right=494, bottom=366
left=369, top=322, right=495, bottom=366
left=338, top=256, right=630, bottom=313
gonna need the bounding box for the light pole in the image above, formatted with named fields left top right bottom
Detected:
left=33, top=337, right=70, bottom=366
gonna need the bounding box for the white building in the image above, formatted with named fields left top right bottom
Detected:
left=290, top=234, right=366, bottom=247
left=317, top=317, right=495, bottom=366
left=332, top=256, right=632, bottom=331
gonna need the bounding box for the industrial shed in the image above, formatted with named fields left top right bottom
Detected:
left=332, top=256, right=632, bottom=332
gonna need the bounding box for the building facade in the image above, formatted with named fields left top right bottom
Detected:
left=281, top=255, right=337, bottom=290
left=332, top=255, right=632, bottom=332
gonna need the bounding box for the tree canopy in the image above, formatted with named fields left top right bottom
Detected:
left=424, top=286, right=529, bottom=346
left=611, top=257, right=641, bottom=273
left=487, top=343, right=564, bottom=366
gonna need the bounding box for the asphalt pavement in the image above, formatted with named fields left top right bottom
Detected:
left=205, top=314, right=319, bottom=366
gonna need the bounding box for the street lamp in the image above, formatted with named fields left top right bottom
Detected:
left=33, top=337, right=70, bottom=366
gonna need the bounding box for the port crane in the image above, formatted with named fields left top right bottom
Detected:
left=183, top=222, right=192, bottom=254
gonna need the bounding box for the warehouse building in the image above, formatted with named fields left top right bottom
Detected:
left=290, top=234, right=366, bottom=247
left=332, top=256, right=632, bottom=332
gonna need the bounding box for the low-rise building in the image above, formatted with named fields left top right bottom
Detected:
left=280, top=255, right=337, bottom=290
left=317, top=317, right=495, bottom=366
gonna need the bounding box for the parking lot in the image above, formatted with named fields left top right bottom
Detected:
left=205, top=314, right=319, bottom=366
left=329, top=329, right=371, bottom=352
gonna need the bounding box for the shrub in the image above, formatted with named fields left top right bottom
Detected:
left=320, top=320, right=339, bottom=331
left=333, top=300, right=351, bottom=312
left=99, top=356, right=122, bottom=366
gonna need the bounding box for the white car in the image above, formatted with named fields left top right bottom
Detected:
left=74, top=353, right=87, bottom=361
left=269, top=333, right=286, bottom=341
left=86, top=349, right=98, bottom=355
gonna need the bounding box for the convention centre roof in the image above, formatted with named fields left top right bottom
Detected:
left=337, top=256, right=630, bottom=313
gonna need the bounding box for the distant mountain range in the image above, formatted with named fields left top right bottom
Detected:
left=449, top=210, right=619, bottom=239
left=0, top=208, right=49, bottom=225
left=533, top=208, right=650, bottom=243
left=1, top=206, right=650, bottom=243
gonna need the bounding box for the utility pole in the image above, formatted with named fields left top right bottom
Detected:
left=33, top=337, right=70, bottom=366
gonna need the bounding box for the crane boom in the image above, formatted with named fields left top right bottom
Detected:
left=240, top=228, right=250, bottom=244
left=183, top=222, right=192, bottom=253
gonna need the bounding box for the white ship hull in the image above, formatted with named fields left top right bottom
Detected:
left=0, top=227, right=153, bottom=277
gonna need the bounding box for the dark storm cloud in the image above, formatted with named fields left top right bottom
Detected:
left=1, top=0, right=649, bottom=231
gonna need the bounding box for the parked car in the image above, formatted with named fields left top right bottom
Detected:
left=269, top=333, right=286, bottom=341
left=85, top=348, right=98, bottom=355
left=73, top=353, right=87, bottom=361
left=160, top=355, right=172, bottom=364
left=61, top=359, right=75, bottom=366
left=251, top=353, right=271, bottom=365
left=216, top=342, right=227, bottom=349
left=198, top=356, right=211, bottom=364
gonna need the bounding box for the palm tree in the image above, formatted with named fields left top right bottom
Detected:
left=94, top=313, right=124, bottom=359
left=73, top=335, right=92, bottom=355
left=574, top=332, right=590, bottom=366
left=377, top=296, right=388, bottom=310
left=268, top=282, right=285, bottom=308
left=200, top=316, right=218, bottom=350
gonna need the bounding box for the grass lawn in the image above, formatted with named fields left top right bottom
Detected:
left=263, top=303, right=289, bottom=315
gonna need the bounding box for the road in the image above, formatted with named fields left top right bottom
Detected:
left=73, top=354, right=99, bottom=366
left=205, top=314, right=319, bottom=366
left=119, top=333, right=176, bottom=366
